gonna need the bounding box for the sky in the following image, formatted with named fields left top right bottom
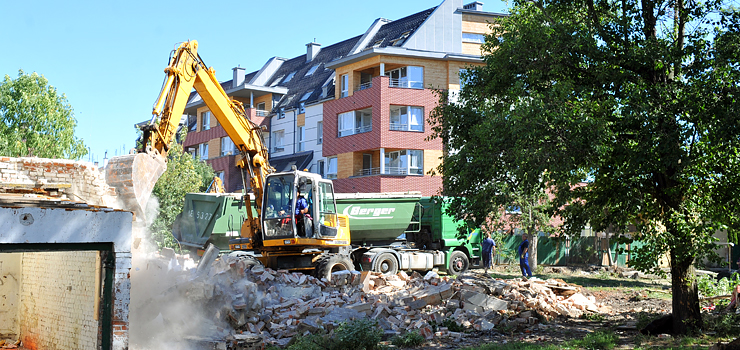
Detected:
left=0, top=0, right=509, bottom=164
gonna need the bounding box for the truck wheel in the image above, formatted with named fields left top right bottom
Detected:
left=315, top=254, right=354, bottom=281
left=448, top=251, right=469, bottom=276
left=374, top=253, right=398, bottom=275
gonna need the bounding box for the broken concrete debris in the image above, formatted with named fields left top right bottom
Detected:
left=133, top=254, right=606, bottom=348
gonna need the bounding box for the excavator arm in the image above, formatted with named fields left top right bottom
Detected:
left=107, top=41, right=272, bottom=241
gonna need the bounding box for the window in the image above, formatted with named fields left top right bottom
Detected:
left=278, top=108, right=285, bottom=119
left=317, top=122, right=323, bottom=144
left=327, top=157, right=338, bottom=179
left=306, top=65, right=319, bottom=76
left=462, top=33, right=486, bottom=44
left=270, top=75, right=284, bottom=87
left=256, top=102, right=266, bottom=111
left=317, top=159, right=325, bottom=177
left=387, top=66, right=423, bottom=89
left=299, top=102, right=306, bottom=114
left=187, top=147, right=197, bottom=159
left=215, top=171, right=225, bottom=184
left=340, top=74, right=348, bottom=97
left=201, top=111, right=211, bottom=131
left=221, top=137, right=236, bottom=156
left=297, top=126, right=305, bottom=152
left=283, top=71, right=296, bottom=83
left=338, top=108, right=372, bottom=137
left=384, top=150, right=423, bottom=175
left=188, top=115, right=197, bottom=132
left=273, top=130, right=285, bottom=152
left=390, top=106, right=424, bottom=132
left=199, top=143, right=209, bottom=160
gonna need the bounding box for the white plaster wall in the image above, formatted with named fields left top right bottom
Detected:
left=270, top=110, right=298, bottom=156
left=304, top=103, right=325, bottom=174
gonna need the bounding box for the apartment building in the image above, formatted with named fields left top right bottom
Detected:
left=182, top=0, right=503, bottom=195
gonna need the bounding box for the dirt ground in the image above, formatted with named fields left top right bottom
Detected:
left=413, top=264, right=676, bottom=349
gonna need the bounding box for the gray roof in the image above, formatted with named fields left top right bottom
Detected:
left=363, top=7, right=436, bottom=50
left=265, top=35, right=361, bottom=112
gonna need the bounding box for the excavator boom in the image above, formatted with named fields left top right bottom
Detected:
left=105, top=40, right=271, bottom=234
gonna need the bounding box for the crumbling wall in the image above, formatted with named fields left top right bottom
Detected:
left=0, top=156, right=117, bottom=208
left=19, top=251, right=100, bottom=350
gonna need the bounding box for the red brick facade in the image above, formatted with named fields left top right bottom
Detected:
left=324, top=75, right=444, bottom=196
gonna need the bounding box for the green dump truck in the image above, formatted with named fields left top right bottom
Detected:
left=172, top=192, right=482, bottom=275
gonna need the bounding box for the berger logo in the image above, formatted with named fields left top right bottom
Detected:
left=343, top=205, right=396, bottom=219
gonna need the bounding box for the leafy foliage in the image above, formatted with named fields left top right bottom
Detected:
left=429, top=0, right=740, bottom=333
left=331, top=318, right=383, bottom=350
left=391, top=330, right=426, bottom=348
left=697, top=273, right=740, bottom=298
left=150, top=138, right=213, bottom=250
left=0, top=70, right=87, bottom=159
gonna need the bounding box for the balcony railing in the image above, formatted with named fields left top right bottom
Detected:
left=338, top=125, right=372, bottom=137
left=389, top=78, right=423, bottom=89
left=389, top=123, right=408, bottom=131
left=256, top=109, right=269, bottom=117
left=355, top=81, right=372, bottom=92
left=353, top=167, right=417, bottom=176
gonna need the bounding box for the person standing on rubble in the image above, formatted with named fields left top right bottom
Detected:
left=518, top=234, right=532, bottom=278
left=481, top=232, right=495, bottom=273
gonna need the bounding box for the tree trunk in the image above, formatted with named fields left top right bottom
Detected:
left=670, top=247, right=702, bottom=334
left=528, top=225, right=538, bottom=271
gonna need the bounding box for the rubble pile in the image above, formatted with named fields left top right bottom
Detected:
left=132, top=254, right=606, bottom=348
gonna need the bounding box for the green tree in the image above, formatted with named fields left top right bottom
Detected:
left=150, top=139, right=214, bottom=250
left=0, top=70, right=87, bottom=159
left=430, top=0, right=739, bottom=334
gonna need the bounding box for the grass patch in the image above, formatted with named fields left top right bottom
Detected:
left=567, top=331, right=618, bottom=349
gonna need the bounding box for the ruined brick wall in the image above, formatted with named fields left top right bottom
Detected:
left=0, top=157, right=117, bottom=208
left=19, top=251, right=99, bottom=350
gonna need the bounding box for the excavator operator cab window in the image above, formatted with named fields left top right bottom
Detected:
left=263, top=174, right=296, bottom=238
left=317, top=181, right=339, bottom=237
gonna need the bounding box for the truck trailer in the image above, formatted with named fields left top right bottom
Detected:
left=172, top=192, right=482, bottom=275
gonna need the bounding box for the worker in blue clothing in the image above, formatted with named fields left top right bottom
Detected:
left=518, top=234, right=533, bottom=278
left=295, top=189, right=310, bottom=237
left=481, top=232, right=496, bottom=273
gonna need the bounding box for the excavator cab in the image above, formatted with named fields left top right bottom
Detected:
left=261, top=170, right=342, bottom=243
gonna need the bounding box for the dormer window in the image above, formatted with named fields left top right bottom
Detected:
left=372, top=39, right=384, bottom=48
left=283, top=71, right=296, bottom=83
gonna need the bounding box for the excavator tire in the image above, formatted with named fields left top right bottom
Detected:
left=315, top=254, right=354, bottom=281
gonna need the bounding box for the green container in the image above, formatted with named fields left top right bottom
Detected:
left=334, top=193, right=422, bottom=245
left=173, top=193, right=255, bottom=252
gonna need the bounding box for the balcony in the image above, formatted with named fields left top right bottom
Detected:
left=389, top=78, right=423, bottom=89
left=355, top=81, right=372, bottom=92
left=353, top=167, right=411, bottom=177
left=256, top=109, right=270, bottom=117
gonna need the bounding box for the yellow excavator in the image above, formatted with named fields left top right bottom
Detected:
left=105, top=40, right=353, bottom=279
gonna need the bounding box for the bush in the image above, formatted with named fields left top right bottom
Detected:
left=703, top=313, right=740, bottom=337
left=331, top=318, right=383, bottom=350
left=697, top=273, right=740, bottom=298
left=391, top=331, right=426, bottom=348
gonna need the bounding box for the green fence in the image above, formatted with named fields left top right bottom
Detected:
left=496, top=235, right=645, bottom=267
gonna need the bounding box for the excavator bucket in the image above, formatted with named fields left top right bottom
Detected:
left=105, top=153, right=167, bottom=220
